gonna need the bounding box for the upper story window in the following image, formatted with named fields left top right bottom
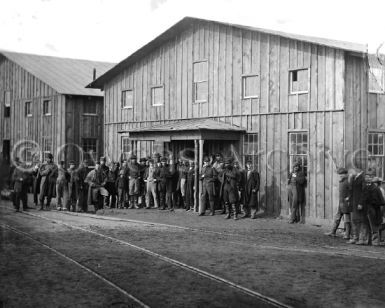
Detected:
left=4, top=91, right=10, bottom=118
left=289, top=68, right=309, bottom=94
left=193, top=60, right=208, bottom=103
left=122, top=89, right=134, bottom=109
left=25, top=101, right=32, bottom=117
left=242, top=74, right=259, bottom=99
left=82, top=138, right=97, bottom=166
left=369, top=67, right=385, bottom=94
left=83, top=102, right=97, bottom=115
left=43, top=100, right=51, bottom=116
left=151, top=86, right=164, bottom=106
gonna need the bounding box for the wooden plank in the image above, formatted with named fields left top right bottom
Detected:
left=266, top=114, right=274, bottom=214
left=279, top=38, right=289, bottom=113
left=335, top=50, right=345, bottom=110
left=259, top=114, right=267, bottom=211
left=269, top=35, right=280, bottom=113
left=218, top=26, right=226, bottom=117
left=344, top=56, right=354, bottom=169
left=212, top=24, right=219, bottom=117
left=310, top=44, right=318, bottom=110
left=186, top=28, right=193, bottom=119
left=273, top=113, right=281, bottom=215
left=259, top=33, right=269, bottom=114
left=232, top=28, right=242, bottom=117
left=325, top=47, right=335, bottom=110
left=324, top=112, right=332, bottom=220
left=317, top=46, right=326, bottom=110
left=280, top=114, right=289, bottom=216
left=308, top=112, right=317, bottom=218
left=251, top=31, right=260, bottom=115
left=316, top=112, right=325, bottom=219
left=225, top=26, right=233, bottom=117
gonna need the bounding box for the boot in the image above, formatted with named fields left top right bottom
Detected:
left=39, top=202, right=44, bottom=211
left=221, top=202, right=226, bottom=215
left=232, top=204, right=238, bottom=220
left=343, top=222, right=351, bottom=240
left=128, top=196, right=135, bottom=209
left=324, top=220, right=339, bottom=237
left=224, top=203, right=231, bottom=219
left=134, top=196, right=140, bottom=209
left=242, top=207, right=251, bottom=218
left=209, top=201, right=215, bottom=216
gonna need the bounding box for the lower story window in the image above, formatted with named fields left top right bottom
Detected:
left=243, top=133, right=258, bottom=169
left=289, top=132, right=308, bottom=174
left=121, top=137, right=137, bottom=160
left=42, top=137, right=52, bottom=161
left=82, top=138, right=97, bottom=165
left=368, top=132, right=384, bottom=178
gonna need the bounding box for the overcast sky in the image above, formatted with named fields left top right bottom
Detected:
left=0, top=0, right=384, bottom=63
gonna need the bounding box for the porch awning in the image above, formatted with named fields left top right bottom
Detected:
left=118, top=118, right=246, bottom=141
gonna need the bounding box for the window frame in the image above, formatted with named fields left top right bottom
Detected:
left=289, top=68, right=310, bottom=95
left=151, top=85, right=164, bottom=107
left=368, top=67, right=385, bottom=94
left=241, top=74, right=259, bottom=99
left=288, top=131, right=309, bottom=174
left=4, top=91, right=11, bottom=118
left=82, top=138, right=98, bottom=166
left=121, top=89, right=134, bottom=109
left=368, top=131, right=385, bottom=178
left=121, top=136, right=137, bottom=159
left=42, top=137, right=52, bottom=161
left=193, top=60, right=208, bottom=103
left=43, top=100, right=51, bottom=116
left=83, top=103, right=98, bottom=116
left=25, top=101, right=32, bottom=117
left=242, top=133, right=259, bottom=169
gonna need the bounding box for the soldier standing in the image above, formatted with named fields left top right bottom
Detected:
left=99, top=157, right=110, bottom=208
left=128, top=155, right=141, bottom=209
left=287, top=162, right=307, bottom=223
left=85, top=161, right=108, bottom=211
left=212, top=153, right=224, bottom=214
left=348, top=168, right=365, bottom=244
left=244, top=159, right=260, bottom=219
left=76, top=160, right=90, bottom=212
left=185, top=161, right=195, bottom=211
left=138, top=157, right=147, bottom=207
left=157, top=156, right=170, bottom=210
left=199, top=157, right=218, bottom=216
left=67, top=161, right=78, bottom=212
left=38, top=153, right=58, bottom=210
left=12, top=161, right=29, bottom=212
left=220, top=158, right=240, bottom=220
left=56, top=160, right=70, bottom=211
left=144, top=159, right=159, bottom=209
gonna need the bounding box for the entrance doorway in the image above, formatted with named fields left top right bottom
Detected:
left=2, top=140, right=10, bottom=163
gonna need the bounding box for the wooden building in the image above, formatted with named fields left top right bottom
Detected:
left=88, top=17, right=385, bottom=225
left=0, top=51, right=115, bottom=165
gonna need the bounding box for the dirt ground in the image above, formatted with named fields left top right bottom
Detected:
left=1, top=197, right=385, bottom=308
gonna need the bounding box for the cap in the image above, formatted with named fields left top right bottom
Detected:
left=83, top=159, right=89, bottom=165
left=366, top=169, right=376, bottom=176
left=215, top=153, right=222, bottom=157
left=160, top=156, right=167, bottom=162
left=372, top=177, right=382, bottom=183
left=139, top=157, right=147, bottom=162
left=153, top=153, right=161, bottom=158
left=130, top=154, right=137, bottom=160
left=60, top=160, right=65, bottom=165
left=100, top=156, right=106, bottom=162
left=47, top=153, right=53, bottom=159
left=224, top=157, right=233, bottom=164
left=337, top=167, right=348, bottom=174
left=148, top=158, right=154, bottom=164
left=246, top=159, right=253, bottom=164
left=69, top=160, right=75, bottom=165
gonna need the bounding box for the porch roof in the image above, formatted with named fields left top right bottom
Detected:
left=119, top=118, right=246, bottom=141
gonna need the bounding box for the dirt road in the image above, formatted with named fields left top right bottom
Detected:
left=1, top=200, right=384, bottom=307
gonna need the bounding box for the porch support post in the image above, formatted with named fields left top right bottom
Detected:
left=198, top=139, right=204, bottom=213
left=194, top=140, right=199, bottom=212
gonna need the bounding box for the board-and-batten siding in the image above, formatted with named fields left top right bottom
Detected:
left=0, top=56, right=66, bottom=161
left=103, top=22, right=346, bottom=221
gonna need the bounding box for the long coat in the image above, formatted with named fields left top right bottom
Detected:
left=287, top=171, right=306, bottom=204
left=361, top=183, right=385, bottom=226
left=219, top=166, right=240, bottom=202
left=339, top=175, right=352, bottom=214
left=39, top=162, right=58, bottom=198
left=245, top=170, right=260, bottom=207
left=351, top=172, right=365, bottom=222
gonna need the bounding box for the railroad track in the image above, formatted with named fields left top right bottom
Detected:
left=0, top=207, right=291, bottom=308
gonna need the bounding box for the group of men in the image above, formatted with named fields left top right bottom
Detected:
left=326, top=168, right=385, bottom=246
left=10, top=152, right=261, bottom=221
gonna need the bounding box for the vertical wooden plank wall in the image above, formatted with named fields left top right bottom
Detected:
left=102, top=21, right=362, bottom=222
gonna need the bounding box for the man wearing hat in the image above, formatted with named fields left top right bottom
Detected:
left=220, top=158, right=240, bottom=220
left=144, top=158, right=159, bottom=208
left=325, top=167, right=352, bottom=238
left=138, top=157, right=148, bottom=207
left=157, top=156, right=171, bottom=210
left=38, top=153, right=58, bottom=210
left=85, top=161, right=109, bottom=211
left=287, top=162, right=307, bottom=223
left=244, top=159, right=260, bottom=219
left=212, top=153, right=225, bottom=214
left=56, top=160, right=70, bottom=211
left=67, top=160, right=78, bottom=212
left=199, top=156, right=218, bottom=216
left=99, top=156, right=110, bottom=208
left=76, top=160, right=90, bottom=212
left=185, top=161, right=195, bottom=211
left=348, top=168, right=365, bottom=244
left=128, top=154, right=141, bottom=209
left=11, top=159, right=29, bottom=212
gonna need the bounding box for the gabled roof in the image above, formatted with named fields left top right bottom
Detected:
left=121, top=118, right=246, bottom=133
left=0, top=50, right=115, bottom=96
left=88, top=16, right=367, bottom=89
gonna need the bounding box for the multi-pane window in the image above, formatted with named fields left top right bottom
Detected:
left=289, top=68, right=309, bottom=94
left=369, top=67, right=385, bottom=93
left=82, top=138, right=97, bottom=165
left=42, top=137, right=52, bottom=161
left=243, top=133, right=258, bottom=169
left=43, top=100, right=51, bottom=115
left=151, top=86, right=164, bottom=106
left=122, top=137, right=137, bottom=160
left=193, top=61, right=208, bottom=103
left=83, top=103, right=97, bottom=115
left=242, top=75, right=259, bottom=99
left=24, top=147, right=33, bottom=163
left=4, top=91, right=10, bottom=118
left=25, top=101, right=32, bottom=117
left=289, top=132, right=308, bottom=174
left=122, top=90, right=134, bottom=108
left=368, top=132, right=384, bottom=178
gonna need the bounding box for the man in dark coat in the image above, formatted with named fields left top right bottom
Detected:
left=67, top=161, right=78, bottom=212
left=99, top=156, right=110, bottom=208
left=138, top=158, right=147, bottom=207
left=185, top=161, right=195, bottom=211
left=105, top=162, right=119, bottom=208
left=56, top=160, right=70, bottom=211
left=287, top=162, right=307, bottom=223
left=212, top=153, right=225, bottom=214
left=144, top=159, right=159, bottom=209
left=220, top=158, right=240, bottom=220
left=39, top=153, right=58, bottom=210
left=76, top=160, right=90, bottom=212
left=348, top=168, right=365, bottom=244
left=157, top=156, right=174, bottom=210
left=85, top=162, right=108, bottom=211
left=128, top=155, right=141, bottom=209
left=244, top=159, right=260, bottom=219
left=12, top=161, right=29, bottom=212
left=325, top=167, right=352, bottom=238
left=32, top=161, right=42, bottom=207
left=199, top=157, right=218, bottom=216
